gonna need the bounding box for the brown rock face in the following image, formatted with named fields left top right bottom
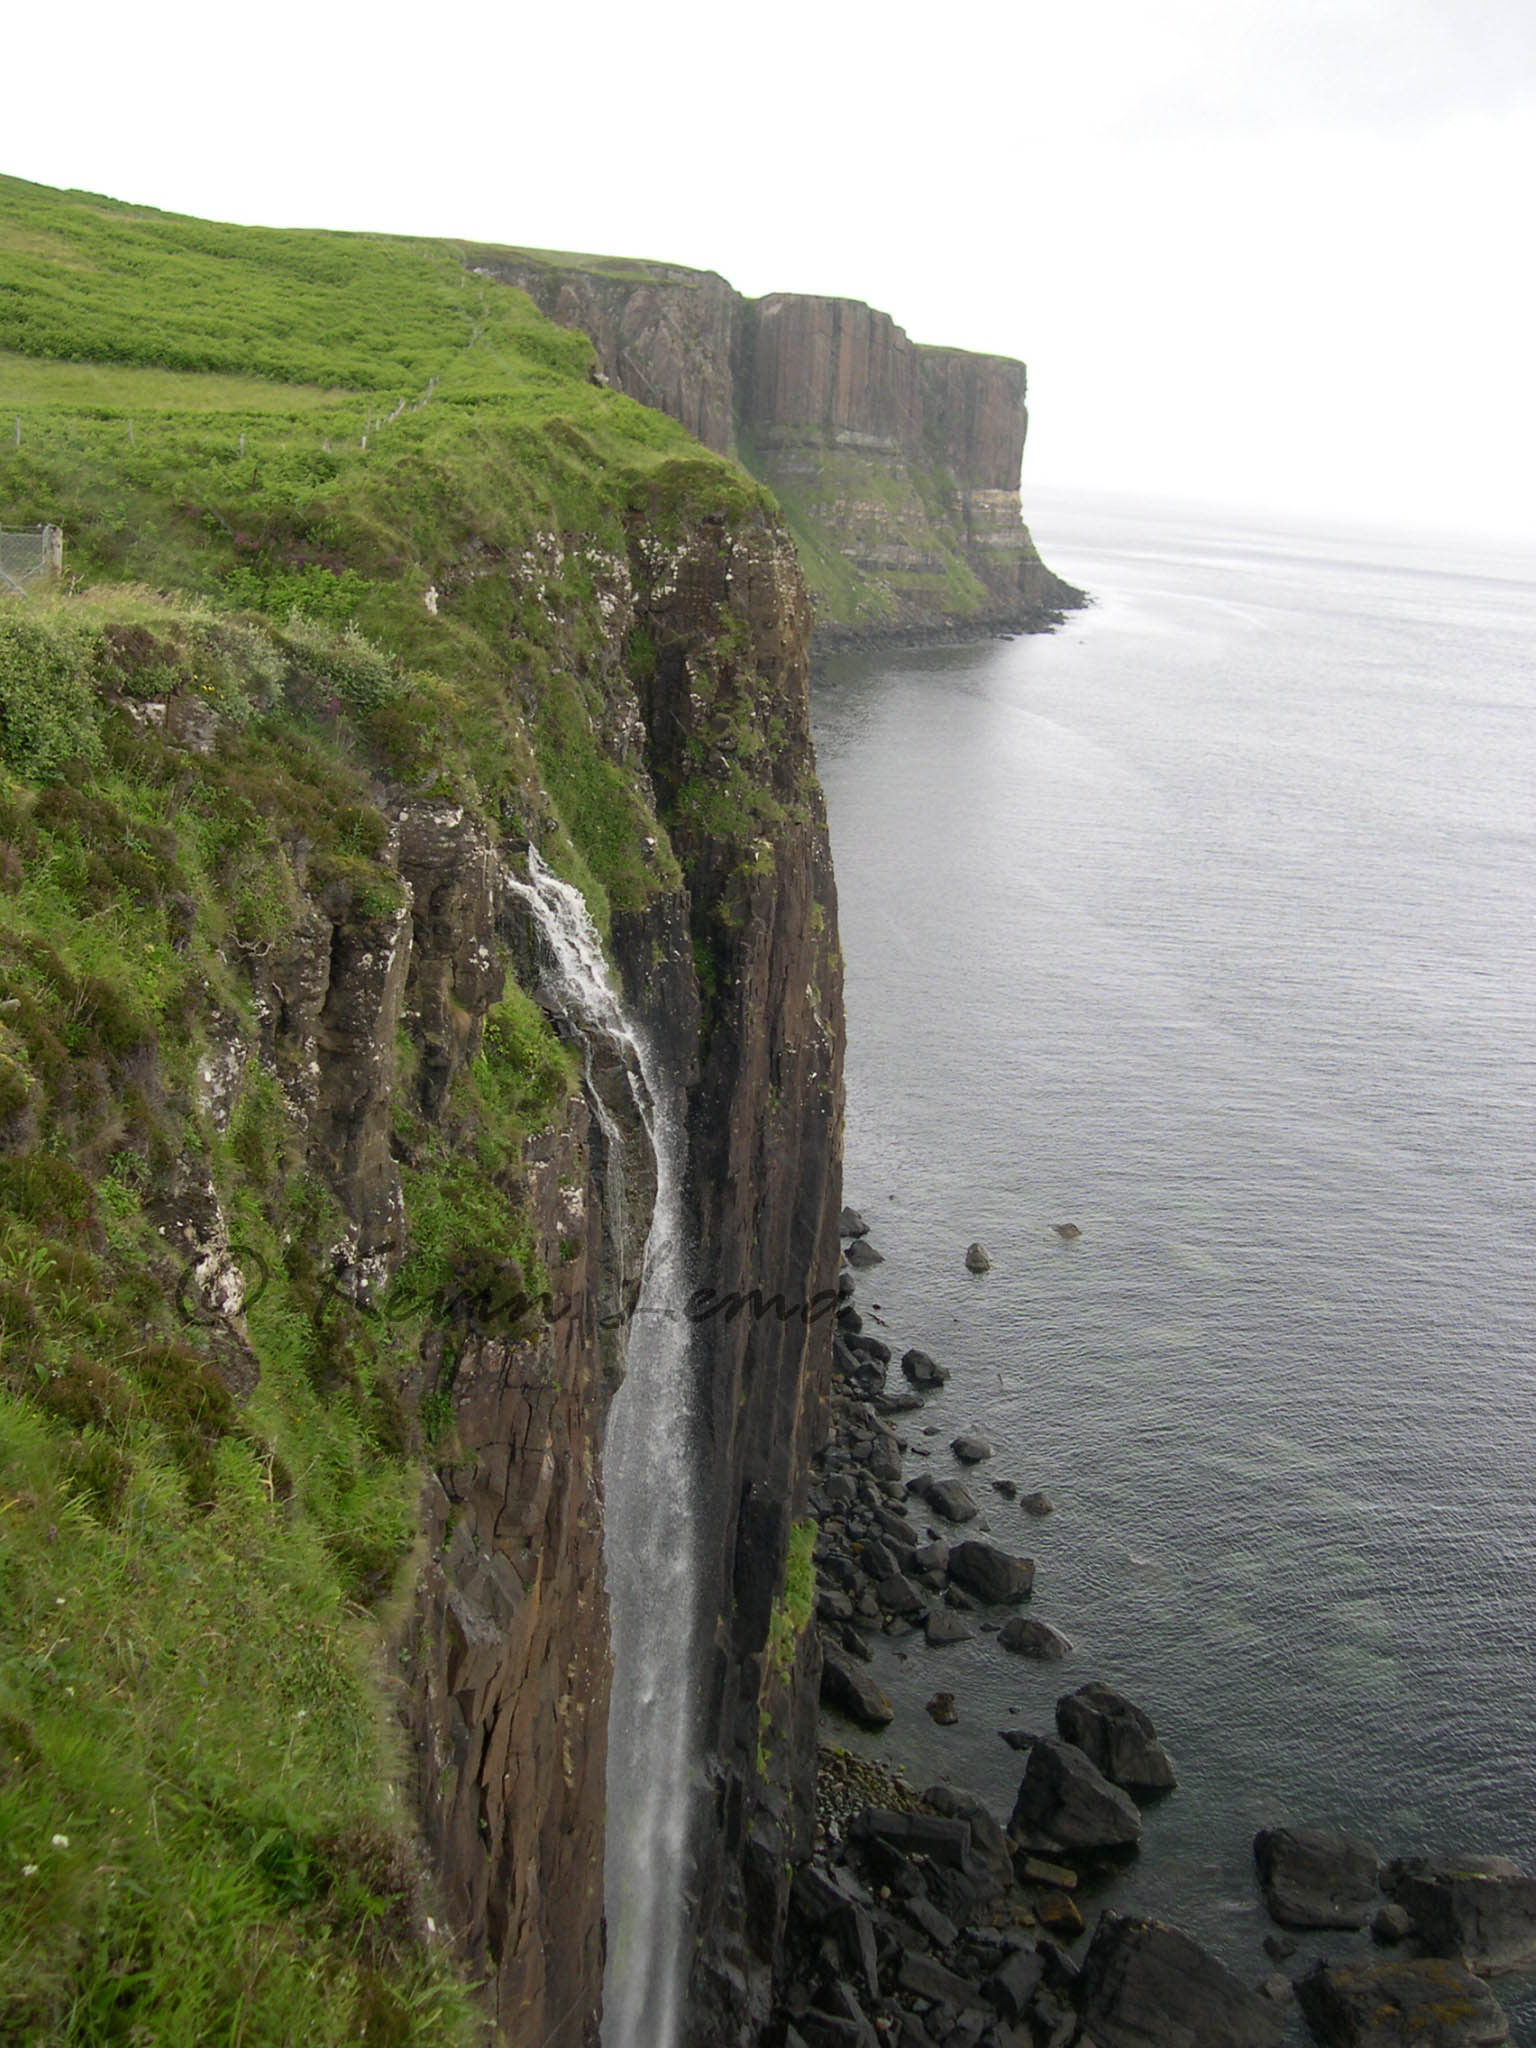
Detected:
left=390, top=502, right=842, bottom=2046
left=748, top=294, right=920, bottom=451
left=919, top=345, right=1029, bottom=491
left=405, top=1112, right=617, bottom=2048
left=466, top=248, right=1083, bottom=636
left=468, top=248, right=742, bottom=458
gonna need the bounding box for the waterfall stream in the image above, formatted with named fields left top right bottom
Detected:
left=507, top=851, right=699, bottom=2048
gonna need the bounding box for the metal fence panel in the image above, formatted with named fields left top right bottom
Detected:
left=0, top=525, right=63, bottom=595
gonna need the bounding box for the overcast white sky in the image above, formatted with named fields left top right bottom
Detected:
left=7, top=0, right=1536, bottom=540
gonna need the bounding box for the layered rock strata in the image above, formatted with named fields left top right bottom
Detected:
left=469, top=247, right=1082, bottom=639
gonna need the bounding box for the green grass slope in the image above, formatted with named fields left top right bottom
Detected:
left=0, top=172, right=776, bottom=2045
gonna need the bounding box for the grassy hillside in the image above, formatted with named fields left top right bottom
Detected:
left=0, top=173, right=776, bottom=2045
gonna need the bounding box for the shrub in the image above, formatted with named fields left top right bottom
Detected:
left=0, top=613, right=103, bottom=779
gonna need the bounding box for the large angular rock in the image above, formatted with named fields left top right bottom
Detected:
left=901, top=1348, right=948, bottom=1387
left=908, top=1475, right=978, bottom=1523
left=922, top=1783, right=1013, bottom=1899
left=821, top=1650, right=894, bottom=1728
left=1074, top=1913, right=1283, bottom=2048
left=852, top=1808, right=974, bottom=1869
left=1253, top=1825, right=1380, bottom=1930
left=1056, top=1682, right=1177, bottom=1790
left=1391, top=1863, right=1536, bottom=1975
left=999, top=1616, right=1072, bottom=1660
left=1295, top=1957, right=1510, bottom=2045
left=948, top=1539, right=1035, bottom=1603
left=1008, top=1736, right=1142, bottom=1854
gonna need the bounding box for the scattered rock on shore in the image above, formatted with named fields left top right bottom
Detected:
left=1057, top=1681, right=1178, bottom=1791
left=908, top=1474, right=978, bottom=1522
left=1385, top=1856, right=1536, bottom=1974
left=899, top=1347, right=948, bottom=1387
left=1253, top=1825, right=1380, bottom=1930
left=947, top=1538, right=1035, bottom=1604
left=1295, top=1955, right=1510, bottom=2046
left=951, top=1432, right=993, bottom=1463
left=821, top=1650, right=894, bottom=1729
left=1009, top=1735, right=1143, bottom=1853
left=1020, top=1489, right=1053, bottom=1516
left=999, top=1616, right=1072, bottom=1660
left=1075, top=1912, right=1284, bottom=2048
left=844, top=1238, right=883, bottom=1269
left=965, top=1241, right=991, bottom=1272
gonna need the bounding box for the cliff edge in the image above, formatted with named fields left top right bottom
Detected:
left=466, top=247, right=1084, bottom=642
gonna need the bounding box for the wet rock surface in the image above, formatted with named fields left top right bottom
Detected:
left=1076, top=1914, right=1285, bottom=2048
left=1009, top=1737, right=1144, bottom=1855
left=1057, top=1682, right=1177, bottom=1792
left=1254, top=1825, right=1380, bottom=1930
left=1296, top=1956, right=1511, bottom=2046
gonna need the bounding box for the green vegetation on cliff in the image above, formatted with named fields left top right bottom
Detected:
left=0, top=172, right=806, bottom=2043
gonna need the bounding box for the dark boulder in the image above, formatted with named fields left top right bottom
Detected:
left=948, top=1540, right=1034, bottom=1604
left=1008, top=1736, right=1142, bottom=1854
left=852, top=1808, right=974, bottom=1869
left=900, top=1348, right=948, bottom=1387
left=848, top=1333, right=892, bottom=1364
left=1253, top=1825, right=1380, bottom=1931
left=845, top=1238, right=884, bottom=1269
left=982, top=1945, right=1044, bottom=2022
left=1074, top=1913, right=1284, bottom=2048
left=1295, top=1956, right=1510, bottom=2045
left=1020, top=1490, right=1054, bottom=1516
left=1056, top=1681, right=1176, bottom=1790
left=922, top=1783, right=1013, bottom=1899
left=1391, top=1862, right=1536, bottom=1975
left=926, top=1691, right=959, bottom=1726
left=821, top=1651, right=894, bottom=1728
left=913, top=1482, right=987, bottom=1531
left=951, top=1433, right=993, bottom=1464
left=874, top=1572, right=926, bottom=1618
left=924, top=1609, right=976, bottom=1645
left=897, top=1952, right=991, bottom=2011
left=964, top=1242, right=991, bottom=1272
left=1373, top=1904, right=1413, bottom=1944
left=999, top=1616, right=1072, bottom=1660
left=840, top=1207, right=870, bottom=1238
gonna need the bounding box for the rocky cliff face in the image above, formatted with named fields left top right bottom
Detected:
left=388, top=507, right=842, bottom=2045
left=473, top=248, right=1082, bottom=639
left=615, top=511, right=843, bottom=2041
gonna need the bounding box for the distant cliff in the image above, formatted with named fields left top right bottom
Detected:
left=464, top=247, right=1083, bottom=641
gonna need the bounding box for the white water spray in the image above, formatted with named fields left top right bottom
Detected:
left=507, top=852, right=698, bottom=2048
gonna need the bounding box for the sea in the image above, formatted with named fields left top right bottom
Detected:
left=807, top=489, right=1536, bottom=2036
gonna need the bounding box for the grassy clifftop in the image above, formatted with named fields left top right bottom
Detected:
left=0, top=174, right=793, bottom=2045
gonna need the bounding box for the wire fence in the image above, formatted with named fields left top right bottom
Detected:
left=0, top=524, right=63, bottom=596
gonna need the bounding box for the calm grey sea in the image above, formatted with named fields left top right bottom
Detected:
left=809, top=491, right=1536, bottom=2033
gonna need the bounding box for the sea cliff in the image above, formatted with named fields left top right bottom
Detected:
left=467, top=247, right=1083, bottom=641
left=0, top=165, right=1081, bottom=2048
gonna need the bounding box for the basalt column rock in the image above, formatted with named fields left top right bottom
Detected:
left=467, top=249, right=1083, bottom=639
left=404, top=1107, right=623, bottom=2048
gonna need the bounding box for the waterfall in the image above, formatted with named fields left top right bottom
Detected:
left=507, top=851, right=699, bottom=2048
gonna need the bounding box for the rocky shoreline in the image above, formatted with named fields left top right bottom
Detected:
left=810, top=603, right=1085, bottom=661
left=764, top=1212, right=1536, bottom=2048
